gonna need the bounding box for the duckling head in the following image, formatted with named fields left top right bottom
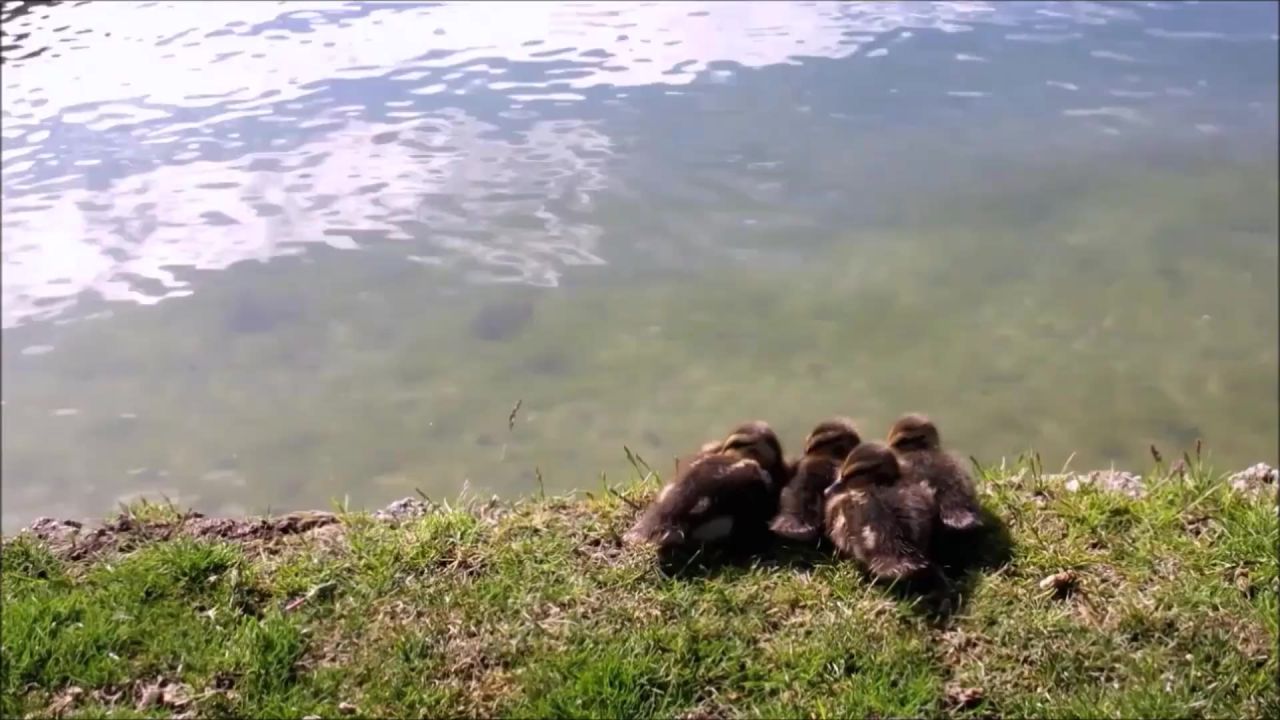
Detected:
left=803, top=417, right=862, bottom=461
left=717, top=420, right=786, bottom=480
left=887, top=413, right=941, bottom=452
left=825, top=441, right=901, bottom=497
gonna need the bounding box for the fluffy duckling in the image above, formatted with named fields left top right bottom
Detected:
left=770, top=417, right=862, bottom=542
left=823, top=442, right=937, bottom=581
left=887, top=413, right=981, bottom=531
left=722, top=419, right=791, bottom=490
left=624, top=421, right=787, bottom=549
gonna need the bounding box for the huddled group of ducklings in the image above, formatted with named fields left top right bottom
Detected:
left=623, top=414, right=981, bottom=582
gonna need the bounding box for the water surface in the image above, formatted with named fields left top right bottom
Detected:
left=3, top=1, right=1277, bottom=529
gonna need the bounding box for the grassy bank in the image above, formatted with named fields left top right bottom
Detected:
left=2, top=456, right=1276, bottom=719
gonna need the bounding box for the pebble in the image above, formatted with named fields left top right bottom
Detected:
left=373, top=497, right=431, bottom=523
left=1228, top=463, right=1277, bottom=500
left=1039, top=570, right=1077, bottom=591
left=1062, top=469, right=1145, bottom=498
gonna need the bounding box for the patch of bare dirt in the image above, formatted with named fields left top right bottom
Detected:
left=15, top=494, right=498, bottom=562
left=18, top=510, right=342, bottom=561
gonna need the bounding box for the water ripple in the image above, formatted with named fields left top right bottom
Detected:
left=1, top=0, right=1277, bottom=327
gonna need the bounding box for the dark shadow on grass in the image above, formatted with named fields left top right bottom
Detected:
left=886, top=504, right=1015, bottom=623
left=653, top=504, right=1014, bottom=623
left=655, top=528, right=842, bottom=580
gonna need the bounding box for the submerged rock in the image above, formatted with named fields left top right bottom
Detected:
left=469, top=298, right=534, bottom=341
left=224, top=292, right=305, bottom=335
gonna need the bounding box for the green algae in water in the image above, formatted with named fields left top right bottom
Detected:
left=1, top=161, right=1276, bottom=529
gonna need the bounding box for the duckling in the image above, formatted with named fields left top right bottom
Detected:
left=887, top=413, right=981, bottom=531
left=624, top=420, right=787, bottom=550
left=823, top=442, right=937, bottom=581
left=720, top=419, right=791, bottom=490
left=770, top=417, right=862, bottom=542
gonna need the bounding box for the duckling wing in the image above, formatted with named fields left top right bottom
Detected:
left=902, top=451, right=981, bottom=531
left=890, top=480, right=939, bottom=551
left=931, top=453, right=981, bottom=531
left=770, top=456, right=837, bottom=542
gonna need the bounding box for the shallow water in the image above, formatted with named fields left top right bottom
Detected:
left=2, top=1, right=1277, bottom=530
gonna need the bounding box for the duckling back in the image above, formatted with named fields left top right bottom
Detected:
left=900, top=450, right=979, bottom=531
left=624, top=453, right=776, bottom=550
left=824, top=484, right=934, bottom=580
left=823, top=442, right=937, bottom=581
left=896, top=445, right=972, bottom=530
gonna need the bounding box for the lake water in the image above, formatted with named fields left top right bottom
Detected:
left=2, top=1, right=1277, bottom=530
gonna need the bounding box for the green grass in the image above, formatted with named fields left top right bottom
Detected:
left=2, top=457, right=1275, bottom=719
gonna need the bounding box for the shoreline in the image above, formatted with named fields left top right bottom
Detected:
left=6, top=461, right=1275, bottom=548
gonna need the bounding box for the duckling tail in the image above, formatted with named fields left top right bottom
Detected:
left=869, top=554, right=930, bottom=582
left=939, top=506, right=981, bottom=531
left=769, top=514, right=819, bottom=543
left=623, top=519, right=686, bottom=549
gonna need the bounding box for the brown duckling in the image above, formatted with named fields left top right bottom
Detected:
left=887, top=413, right=981, bottom=531
left=624, top=420, right=787, bottom=550
left=721, top=419, right=791, bottom=490
left=770, top=417, right=862, bottom=542
left=823, top=442, right=937, bottom=581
